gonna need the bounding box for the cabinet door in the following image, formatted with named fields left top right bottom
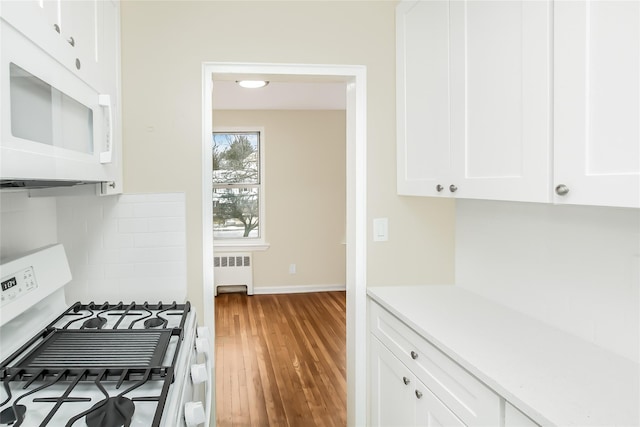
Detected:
left=370, top=337, right=415, bottom=427
left=397, top=0, right=453, bottom=197
left=0, top=0, right=60, bottom=55
left=449, top=0, right=552, bottom=203
left=414, top=379, right=465, bottom=427
left=60, top=0, right=99, bottom=85
left=554, top=0, right=640, bottom=208
left=97, top=0, right=119, bottom=95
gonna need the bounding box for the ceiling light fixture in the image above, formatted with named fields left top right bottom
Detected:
left=236, top=80, right=269, bottom=89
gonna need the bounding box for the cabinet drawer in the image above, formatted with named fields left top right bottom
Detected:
left=369, top=300, right=501, bottom=426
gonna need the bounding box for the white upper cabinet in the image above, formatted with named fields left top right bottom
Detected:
left=1, top=0, right=106, bottom=92
left=553, top=0, right=640, bottom=208
left=398, top=0, right=639, bottom=209
left=59, top=0, right=100, bottom=86
left=397, top=0, right=453, bottom=197
left=397, top=0, right=552, bottom=203
left=450, top=0, right=551, bottom=203
left=1, top=0, right=123, bottom=195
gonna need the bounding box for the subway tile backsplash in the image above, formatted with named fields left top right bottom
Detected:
left=0, top=192, right=58, bottom=259
left=57, top=193, right=187, bottom=304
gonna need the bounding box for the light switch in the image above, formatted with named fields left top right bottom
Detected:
left=373, top=218, right=388, bottom=242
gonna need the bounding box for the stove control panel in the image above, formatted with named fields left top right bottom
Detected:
left=1, top=266, right=38, bottom=307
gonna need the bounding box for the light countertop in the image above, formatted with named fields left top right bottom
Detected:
left=367, top=285, right=639, bottom=427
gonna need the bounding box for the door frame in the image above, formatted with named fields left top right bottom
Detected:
left=201, top=62, right=368, bottom=426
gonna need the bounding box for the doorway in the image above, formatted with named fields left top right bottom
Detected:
left=201, top=63, right=367, bottom=426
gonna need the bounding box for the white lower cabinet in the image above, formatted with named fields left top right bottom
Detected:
left=369, top=300, right=502, bottom=426
left=370, top=337, right=464, bottom=427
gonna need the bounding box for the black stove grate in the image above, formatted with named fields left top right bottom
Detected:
left=14, top=330, right=172, bottom=369
left=0, top=367, right=174, bottom=427
left=0, top=301, right=191, bottom=426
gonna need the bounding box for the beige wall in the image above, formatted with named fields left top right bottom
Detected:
left=120, top=1, right=455, bottom=317
left=213, top=110, right=346, bottom=288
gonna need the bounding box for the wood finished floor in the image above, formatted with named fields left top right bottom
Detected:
left=215, top=291, right=347, bottom=427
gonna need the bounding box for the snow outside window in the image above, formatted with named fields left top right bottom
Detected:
left=212, top=131, right=263, bottom=241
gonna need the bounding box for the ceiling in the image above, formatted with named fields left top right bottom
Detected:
left=212, top=80, right=347, bottom=110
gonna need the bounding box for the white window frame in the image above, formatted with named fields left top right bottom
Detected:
left=212, top=126, right=269, bottom=252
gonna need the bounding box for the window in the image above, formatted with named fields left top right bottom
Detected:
left=212, top=130, right=264, bottom=244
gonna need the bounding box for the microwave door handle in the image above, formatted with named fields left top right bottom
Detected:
left=98, top=94, right=113, bottom=164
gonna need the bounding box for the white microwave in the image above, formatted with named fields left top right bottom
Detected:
left=0, top=19, right=119, bottom=192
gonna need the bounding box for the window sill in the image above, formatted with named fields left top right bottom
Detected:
left=214, top=242, right=270, bottom=252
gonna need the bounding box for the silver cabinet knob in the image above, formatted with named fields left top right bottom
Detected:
left=53, top=24, right=61, bottom=33
left=402, top=376, right=410, bottom=385
left=67, top=36, right=75, bottom=47
left=555, top=184, right=570, bottom=196
left=415, top=390, right=423, bottom=399
left=410, top=351, right=418, bottom=360
left=449, top=184, right=458, bottom=193
left=436, top=184, right=444, bottom=192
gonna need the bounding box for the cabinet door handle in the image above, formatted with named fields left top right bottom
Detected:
left=402, top=376, right=410, bottom=385
left=67, top=36, right=75, bottom=47
left=555, top=184, right=570, bottom=196
left=449, top=184, right=458, bottom=193
left=415, top=390, right=423, bottom=399
left=410, top=350, right=418, bottom=359
left=436, top=184, right=444, bottom=192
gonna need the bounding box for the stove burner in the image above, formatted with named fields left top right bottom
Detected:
left=85, top=396, right=135, bottom=427
left=143, top=318, right=166, bottom=329
left=0, top=405, right=26, bottom=425
left=82, top=317, right=107, bottom=329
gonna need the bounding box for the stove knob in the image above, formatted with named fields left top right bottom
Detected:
left=196, top=326, right=210, bottom=338
left=195, top=337, right=210, bottom=355
left=191, top=363, right=208, bottom=384
left=184, top=401, right=206, bottom=426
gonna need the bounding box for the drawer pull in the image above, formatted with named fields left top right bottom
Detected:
left=415, top=390, right=423, bottom=399
left=402, top=376, right=410, bottom=385
left=410, top=350, right=418, bottom=359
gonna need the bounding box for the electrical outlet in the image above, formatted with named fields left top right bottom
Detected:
left=289, top=263, right=296, bottom=274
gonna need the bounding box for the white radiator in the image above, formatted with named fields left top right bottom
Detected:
left=214, top=253, right=253, bottom=295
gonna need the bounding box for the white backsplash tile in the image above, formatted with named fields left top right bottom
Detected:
left=57, top=193, right=187, bottom=303
left=456, top=199, right=640, bottom=363
left=148, top=217, right=185, bottom=232
left=118, top=218, right=149, bottom=233
left=134, top=231, right=185, bottom=248
left=0, top=192, right=58, bottom=259
left=132, top=202, right=185, bottom=218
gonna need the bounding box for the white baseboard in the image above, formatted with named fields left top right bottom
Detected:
left=252, top=284, right=346, bottom=295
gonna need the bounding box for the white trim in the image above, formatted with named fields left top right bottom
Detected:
left=200, top=65, right=216, bottom=425
left=213, top=243, right=270, bottom=252
left=251, top=284, right=346, bottom=295
left=202, top=62, right=367, bottom=427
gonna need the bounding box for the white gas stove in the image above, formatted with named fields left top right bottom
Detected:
left=0, top=244, right=210, bottom=427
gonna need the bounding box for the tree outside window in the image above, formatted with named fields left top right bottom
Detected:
left=212, top=132, right=261, bottom=239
